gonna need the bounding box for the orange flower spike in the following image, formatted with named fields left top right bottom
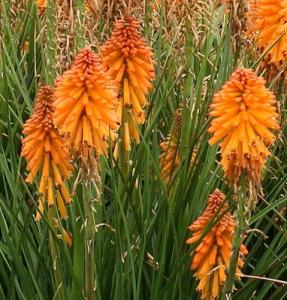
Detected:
left=101, top=15, right=155, bottom=144
left=186, top=190, right=248, bottom=300
left=251, top=0, right=287, bottom=64
left=159, top=109, right=182, bottom=183
left=54, top=48, right=119, bottom=159
left=21, top=86, right=73, bottom=221
left=208, top=68, right=280, bottom=186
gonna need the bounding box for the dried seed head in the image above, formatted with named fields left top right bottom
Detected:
left=160, top=108, right=182, bottom=183
left=55, top=1, right=76, bottom=73
left=216, top=0, right=231, bottom=11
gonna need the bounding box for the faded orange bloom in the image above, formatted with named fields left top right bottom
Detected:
left=186, top=190, right=248, bottom=300
left=21, top=86, right=73, bottom=221
left=250, top=0, right=287, bottom=64
left=208, top=68, right=279, bottom=186
left=54, top=48, right=119, bottom=159
left=101, top=15, right=155, bottom=150
left=22, top=41, right=29, bottom=53
left=160, top=109, right=182, bottom=183
left=37, top=0, right=46, bottom=7
left=36, top=0, right=46, bottom=14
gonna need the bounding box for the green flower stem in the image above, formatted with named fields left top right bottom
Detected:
left=45, top=2, right=63, bottom=298
left=83, top=181, right=96, bottom=300
left=70, top=193, right=85, bottom=300
left=70, top=0, right=87, bottom=296
left=46, top=0, right=57, bottom=85
left=48, top=207, right=65, bottom=300
left=222, top=181, right=247, bottom=298
left=75, top=0, right=85, bottom=50
left=119, top=106, right=130, bottom=196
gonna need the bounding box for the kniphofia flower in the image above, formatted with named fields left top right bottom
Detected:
left=21, top=86, right=73, bottom=221
left=208, top=68, right=279, bottom=186
left=36, top=0, right=46, bottom=14
left=186, top=189, right=248, bottom=300
left=54, top=48, right=119, bottom=159
left=250, top=0, right=287, bottom=65
left=160, top=108, right=182, bottom=183
left=101, top=15, right=155, bottom=150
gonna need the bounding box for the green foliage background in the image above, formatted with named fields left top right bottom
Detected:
left=1, top=1, right=287, bottom=299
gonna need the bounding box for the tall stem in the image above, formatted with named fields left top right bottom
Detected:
left=46, top=0, right=57, bottom=84
left=70, top=191, right=85, bottom=300
left=48, top=207, right=65, bottom=300
left=119, top=105, right=130, bottom=195
left=83, top=181, right=96, bottom=300
left=222, top=182, right=247, bottom=298
left=75, top=0, right=85, bottom=50
left=70, top=0, right=87, bottom=297
left=45, top=1, right=64, bottom=298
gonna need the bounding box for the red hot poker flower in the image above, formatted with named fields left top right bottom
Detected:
left=186, top=190, right=248, bottom=300
left=54, top=48, right=119, bottom=159
left=21, top=86, right=73, bottom=220
left=101, top=15, right=155, bottom=150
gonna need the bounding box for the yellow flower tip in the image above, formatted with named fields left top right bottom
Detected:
left=53, top=218, right=73, bottom=247
left=208, top=68, right=280, bottom=186
left=159, top=108, right=182, bottom=183
left=250, top=0, right=287, bottom=65
left=21, top=85, right=73, bottom=221
left=129, top=118, right=140, bottom=144
left=101, top=15, right=156, bottom=144
left=186, top=190, right=248, bottom=300
left=62, top=230, right=73, bottom=247
left=54, top=48, right=120, bottom=159
left=124, top=122, right=131, bottom=152
left=35, top=213, right=41, bottom=222
left=34, top=197, right=44, bottom=222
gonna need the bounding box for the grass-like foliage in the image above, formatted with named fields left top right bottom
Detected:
left=1, top=1, right=287, bottom=299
